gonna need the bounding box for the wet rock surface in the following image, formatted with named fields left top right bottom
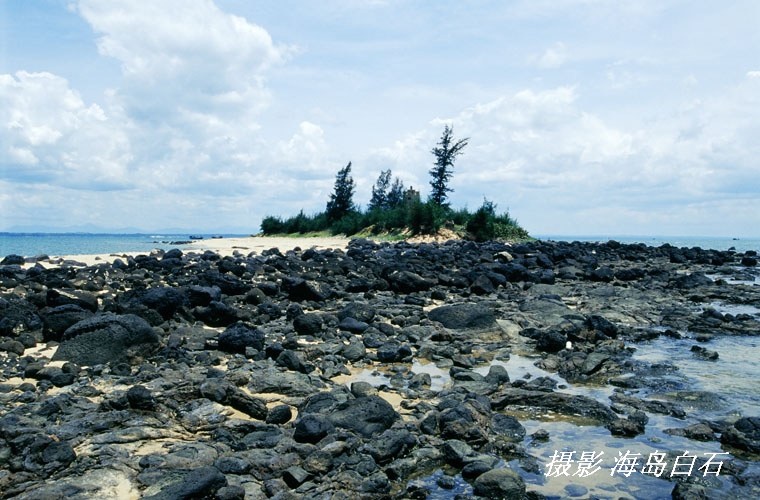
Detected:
left=1, top=239, right=759, bottom=498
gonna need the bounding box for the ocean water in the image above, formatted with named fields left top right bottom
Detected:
left=0, top=233, right=248, bottom=258
left=537, top=234, right=760, bottom=253
left=1, top=233, right=758, bottom=259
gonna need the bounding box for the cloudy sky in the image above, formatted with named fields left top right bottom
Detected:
left=1, top=0, right=759, bottom=236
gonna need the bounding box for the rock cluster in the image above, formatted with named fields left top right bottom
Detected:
left=1, top=239, right=759, bottom=498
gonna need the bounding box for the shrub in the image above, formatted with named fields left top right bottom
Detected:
left=409, top=200, right=445, bottom=235
left=466, top=199, right=527, bottom=242
left=330, top=212, right=364, bottom=236
left=261, top=215, right=285, bottom=235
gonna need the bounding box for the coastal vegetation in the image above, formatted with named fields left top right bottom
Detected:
left=261, top=126, right=529, bottom=241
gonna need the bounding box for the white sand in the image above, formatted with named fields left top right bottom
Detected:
left=22, top=236, right=352, bottom=269
left=185, top=235, right=351, bottom=255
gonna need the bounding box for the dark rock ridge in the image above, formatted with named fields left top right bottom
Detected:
left=0, top=239, right=758, bottom=498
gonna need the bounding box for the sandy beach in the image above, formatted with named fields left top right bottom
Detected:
left=185, top=235, right=351, bottom=256
left=22, top=235, right=352, bottom=269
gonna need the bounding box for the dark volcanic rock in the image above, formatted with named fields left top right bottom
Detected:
left=721, top=416, right=760, bottom=454
left=339, top=316, right=370, bottom=333
left=283, top=277, right=332, bottom=301
left=121, top=286, right=187, bottom=320
left=1, top=254, right=25, bottom=265
left=218, top=322, right=265, bottom=353
left=338, top=302, right=376, bottom=323
left=142, top=466, right=227, bottom=500
left=387, top=270, right=436, bottom=293
left=428, top=303, right=496, bottom=330
left=294, top=414, right=335, bottom=444
left=127, top=385, right=156, bottom=410
left=3, top=238, right=758, bottom=499
left=193, top=301, right=239, bottom=327
left=376, top=341, right=412, bottom=362
left=535, top=329, right=567, bottom=353
left=293, top=313, right=323, bottom=335
left=52, top=313, right=159, bottom=366
left=40, top=304, right=94, bottom=341
left=47, top=289, right=99, bottom=312
left=491, top=388, right=616, bottom=424
left=472, top=468, right=526, bottom=498
left=328, top=395, right=399, bottom=437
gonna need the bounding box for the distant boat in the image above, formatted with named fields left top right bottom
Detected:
left=212, top=235, right=223, bottom=239
left=189, top=235, right=204, bottom=239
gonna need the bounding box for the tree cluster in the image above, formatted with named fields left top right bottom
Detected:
left=260, top=126, right=528, bottom=242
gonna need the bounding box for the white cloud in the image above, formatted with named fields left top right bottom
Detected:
left=531, top=42, right=568, bottom=69
left=72, top=0, right=292, bottom=192
left=362, top=80, right=760, bottom=234
left=0, top=71, right=131, bottom=189
left=75, top=0, right=285, bottom=81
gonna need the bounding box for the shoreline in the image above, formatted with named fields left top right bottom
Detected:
left=4, top=233, right=760, bottom=265
left=17, top=235, right=353, bottom=269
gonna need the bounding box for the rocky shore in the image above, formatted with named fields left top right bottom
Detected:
left=1, top=239, right=759, bottom=499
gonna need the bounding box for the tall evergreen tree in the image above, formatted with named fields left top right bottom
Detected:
left=326, top=162, right=356, bottom=221
left=429, top=125, right=468, bottom=208
left=369, top=169, right=392, bottom=211
left=386, top=177, right=405, bottom=208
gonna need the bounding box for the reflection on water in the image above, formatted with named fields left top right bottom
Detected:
left=335, top=368, right=391, bottom=388
left=708, top=301, right=760, bottom=318
left=631, top=335, right=760, bottom=417
left=411, top=360, right=450, bottom=392
left=518, top=419, right=731, bottom=499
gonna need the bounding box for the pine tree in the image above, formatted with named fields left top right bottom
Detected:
left=369, top=169, right=392, bottom=211
left=326, top=162, right=356, bottom=221
left=386, top=177, right=405, bottom=207
left=429, top=125, right=468, bottom=208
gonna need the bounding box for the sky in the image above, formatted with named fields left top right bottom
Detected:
left=1, top=0, right=759, bottom=236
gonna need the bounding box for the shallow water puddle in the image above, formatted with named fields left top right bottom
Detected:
left=631, top=335, right=760, bottom=417
left=411, top=359, right=450, bottom=392
left=707, top=270, right=760, bottom=286
left=708, top=301, right=760, bottom=317
left=517, top=419, right=731, bottom=499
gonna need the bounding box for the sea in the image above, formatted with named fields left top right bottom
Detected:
left=0, top=233, right=758, bottom=259
left=0, top=233, right=248, bottom=258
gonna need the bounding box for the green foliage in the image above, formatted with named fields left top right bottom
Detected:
left=369, top=169, right=391, bottom=211
left=260, top=215, right=285, bottom=234
left=329, top=212, right=364, bottom=236
left=408, top=200, right=445, bottom=235
left=326, top=162, right=356, bottom=222
left=386, top=177, right=405, bottom=207
left=465, top=198, right=528, bottom=242
left=260, top=132, right=528, bottom=241
left=449, top=206, right=470, bottom=226
left=429, top=125, right=468, bottom=207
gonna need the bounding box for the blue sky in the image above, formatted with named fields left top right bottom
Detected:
left=1, top=0, right=759, bottom=235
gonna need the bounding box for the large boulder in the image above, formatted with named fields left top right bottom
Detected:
left=282, top=277, right=332, bottom=301
left=427, top=303, right=496, bottom=330
left=472, top=468, right=526, bottom=498
left=721, top=416, right=760, bottom=454
left=142, top=466, right=227, bottom=500
left=40, top=304, right=94, bottom=341
left=491, top=388, right=616, bottom=424
left=328, top=395, right=399, bottom=437
left=120, top=287, right=187, bottom=320
left=387, top=271, right=436, bottom=293
left=52, top=313, right=159, bottom=366
left=218, top=322, right=265, bottom=353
